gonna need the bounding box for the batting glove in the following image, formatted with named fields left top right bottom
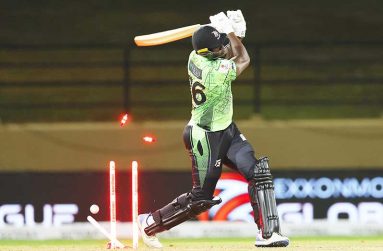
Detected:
left=209, top=12, right=234, bottom=35
left=227, top=9, right=246, bottom=38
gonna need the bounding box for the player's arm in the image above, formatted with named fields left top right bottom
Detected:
left=210, top=10, right=249, bottom=76
left=227, top=33, right=250, bottom=76
left=226, top=10, right=249, bottom=76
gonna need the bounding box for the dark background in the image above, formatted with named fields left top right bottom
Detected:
left=1, top=0, right=383, bottom=44
left=1, top=1, right=383, bottom=122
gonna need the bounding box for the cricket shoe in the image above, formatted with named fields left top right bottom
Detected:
left=137, top=213, right=163, bottom=249
left=255, top=230, right=289, bottom=247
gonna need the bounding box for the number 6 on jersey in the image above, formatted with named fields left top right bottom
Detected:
left=190, top=80, right=206, bottom=106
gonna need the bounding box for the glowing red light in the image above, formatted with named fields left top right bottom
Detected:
left=120, top=113, right=128, bottom=127
left=143, top=136, right=156, bottom=143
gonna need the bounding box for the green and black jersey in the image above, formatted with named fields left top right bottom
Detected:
left=187, top=51, right=237, bottom=132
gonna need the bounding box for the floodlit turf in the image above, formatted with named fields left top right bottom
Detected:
left=1, top=237, right=382, bottom=251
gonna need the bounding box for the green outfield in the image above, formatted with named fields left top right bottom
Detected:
left=1, top=237, right=383, bottom=251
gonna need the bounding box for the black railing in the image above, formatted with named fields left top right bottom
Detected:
left=0, top=41, right=382, bottom=122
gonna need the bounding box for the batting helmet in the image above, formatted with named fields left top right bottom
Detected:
left=192, top=26, right=229, bottom=56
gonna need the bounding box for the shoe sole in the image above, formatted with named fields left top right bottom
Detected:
left=255, top=240, right=289, bottom=247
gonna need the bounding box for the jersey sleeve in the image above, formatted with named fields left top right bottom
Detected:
left=212, top=59, right=237, bottom=83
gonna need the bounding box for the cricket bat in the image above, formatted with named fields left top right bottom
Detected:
left=134, top=24, right=202, bottom=46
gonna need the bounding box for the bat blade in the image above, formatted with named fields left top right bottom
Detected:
left=134, top=24, right=201, bottom=46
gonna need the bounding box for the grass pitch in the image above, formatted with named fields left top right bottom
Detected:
left=0, top=236, right=382, bottom=251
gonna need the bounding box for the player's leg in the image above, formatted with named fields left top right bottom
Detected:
left=222, top=127, right=262, bottom=226
left=224, top=123, right=289, bottom=247
left=139, top=124, right=230, bottom=247
left=137, top=190, right=221, bottom=248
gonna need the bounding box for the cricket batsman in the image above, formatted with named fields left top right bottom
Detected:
left=138, top=10, right=289, bottom=248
